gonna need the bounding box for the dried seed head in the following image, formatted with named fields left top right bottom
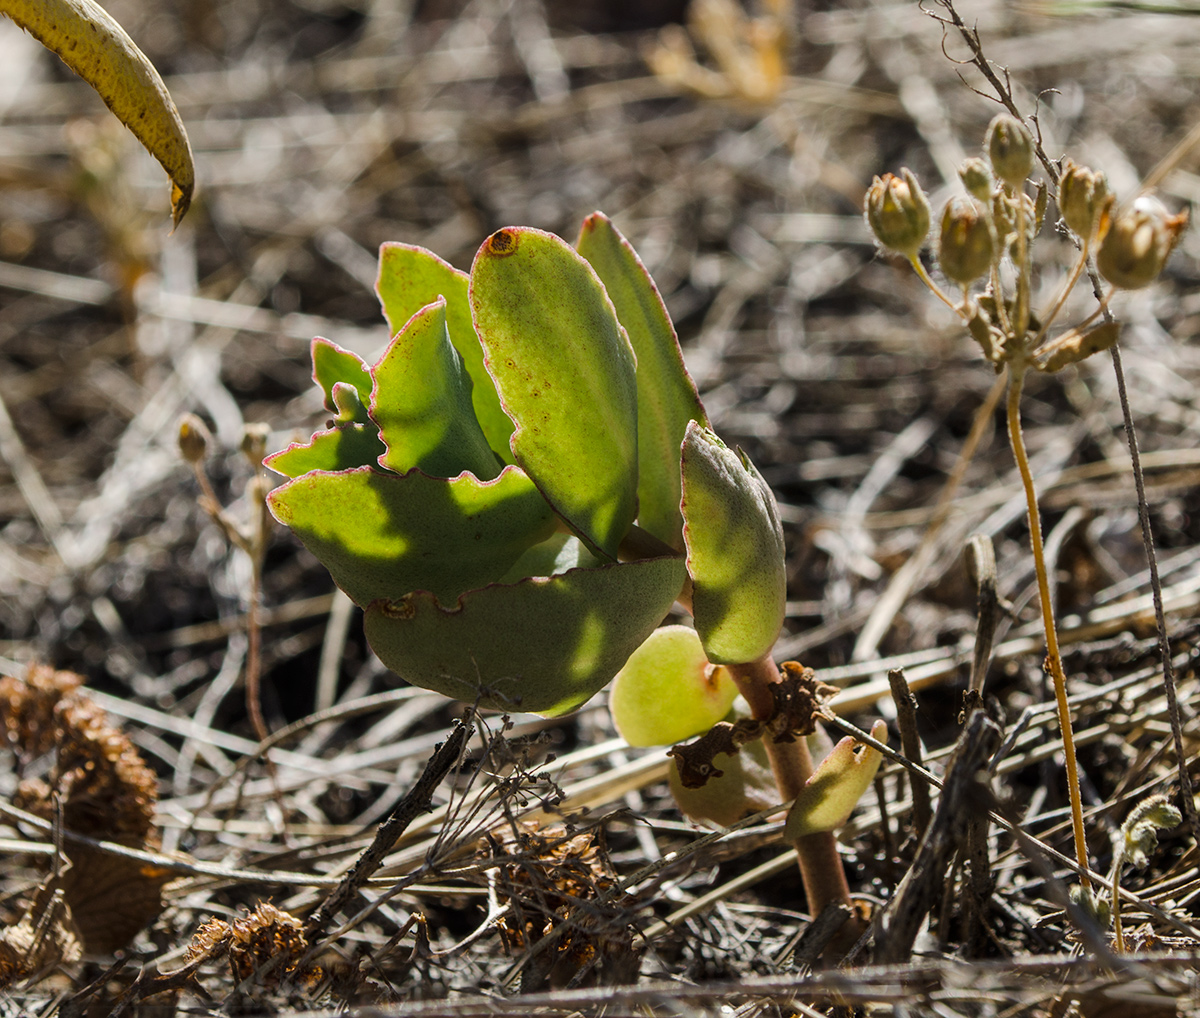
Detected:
left=1058, top=159, right=1112, bottom=241
left=1097, top=197, right=1188, bottom=290
left=938, top=198, right=994, bottom=285
left=992, top=189, right=1040, bottom=253
left=986, top=114, right=1034, bottom=188
left=241, top=422, right=271, bottom=464
left=958, top=157, right=993, bottom=203
left=1120, top=794, right=1182, bottom=870
left=864, top=168, right=930, bottom=258
left=178, top=413, right=211, bottom=464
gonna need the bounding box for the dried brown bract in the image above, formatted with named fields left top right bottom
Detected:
left=669, top=660, right=837, bottom=789
left=489, top=822, right=635, bottom=991
left=187, top=903, right=324, bottom=992
left=0, top=664, right=169, bottom=954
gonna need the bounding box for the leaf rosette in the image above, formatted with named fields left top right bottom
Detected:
left=267, top=219, right=716, bottom=716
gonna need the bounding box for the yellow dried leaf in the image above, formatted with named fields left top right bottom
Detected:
left=0, top=0, right=194, bottom=225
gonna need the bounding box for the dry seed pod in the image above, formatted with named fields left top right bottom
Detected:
left=1058, top=158, right=1112, bottom=242
left=864, top=168, right=930, bottom=258
left=178, top=413, right=211, bottom=464
left=986, top=115, right=1034, bottom=188
left=939, top=198, right=993, bottom=285
left=1097, top=197, right=1188, bottom=290
left=958, top=157, right=993, bottom=203
left=1032, top=321, right=1120, bottom=373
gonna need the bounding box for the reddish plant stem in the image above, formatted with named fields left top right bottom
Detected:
left=726, top=654, right=853, bottom=915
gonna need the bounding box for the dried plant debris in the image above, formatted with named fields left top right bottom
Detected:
left=0, top=883, right=81, bottom=990
left=488, top=822, right=639, bottom=992
left=0, top=664, right=169, bottom=955
left=186, top=903, right=325, bottom=995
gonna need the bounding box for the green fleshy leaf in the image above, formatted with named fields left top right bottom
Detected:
left=609, top=625, right=737, bottom=747
left=266, top=465, right=556, bottom=607
left=265, top=424, right=387, bottom=479
left=376, top=243, right=514, bottom=462
left=312, top=338, right=373, bottom=418
left=680, top=422, right=786, bottom=664
left=267, top=340, right=385, bottom=478
left=364, top=556, right=687, bottom=717
left=497, top=533, right=604, bottom=583
left=470, top=227, right=639, bottom=560
left=783, top=720, right=888, bottom=839
left=669, top=736, right=777, bottom=828
left=577, top=213, right=707, bottom=550
left=371, top=298, right=501, bottom=480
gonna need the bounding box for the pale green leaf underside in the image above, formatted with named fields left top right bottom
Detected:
left=364, top=556, right=687, bottom=717
left=577, top=213, right=706, bottom=550
left=680, top=422, right=786, bottom=665
left=470, top=227, right=639, bottom=560
left=265, top=425, right=386, bottom=479
left=312, top=338, right=373, bottom=417
left=266, top=465, right=556, bottom=607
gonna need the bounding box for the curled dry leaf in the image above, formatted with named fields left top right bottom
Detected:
left=0, top=665, right=169, bottom=955
left=0, top=0, right=194, bottom=225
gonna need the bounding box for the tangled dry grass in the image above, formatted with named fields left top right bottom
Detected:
left=4, top=0, right=1200, bottom=1013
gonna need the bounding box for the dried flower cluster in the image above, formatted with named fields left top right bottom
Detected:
left=489, top=823, right=635, bottom=991
left=187, top=902, right=324, bottom=992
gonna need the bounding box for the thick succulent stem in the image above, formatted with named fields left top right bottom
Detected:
left=726, top=654, right=853, bottom=914
left=1006, top=366, right=1090, bottom=888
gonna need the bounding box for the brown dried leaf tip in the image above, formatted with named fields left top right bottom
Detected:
left=187, top=903, right=324, bottom=993
left=0, top=664, right=169, bottom=956
left=669, top=661, right=837, bottom=789
left=487, top=822, right=636, bottom=991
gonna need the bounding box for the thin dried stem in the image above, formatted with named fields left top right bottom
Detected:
left=1109, top=344, right=1199, bottom=841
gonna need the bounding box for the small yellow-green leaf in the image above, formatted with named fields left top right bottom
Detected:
left=471, top=227, right=639, bottom=560
left=376, top=243, right=514, bottom=462
left=2, top=0, right=194, bottom=225
left=265, top=423, right=386, bottom=479
left=312, top=338, right=373, bottom=418
left=609, top=625, right=737, bottom=747
left=364, top=556, right=687, bottom=717
left=784, top=719, right=888, bottom=839
left=577, top=213, right=707, bottom=550
left=680, top=422, right=786, bottom=664
left=267, top=465, right=556, bottom=607
left=668, top=736, right=777, bottom=828
left=371, top=298, right=501, bottom=480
